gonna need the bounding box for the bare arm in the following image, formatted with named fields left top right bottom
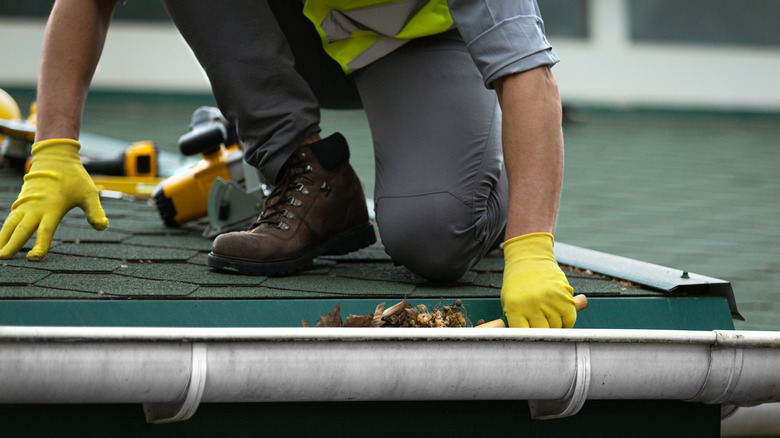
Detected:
left=493, top=66, right=564, bottom=239
left=493, top=66, right=576, bottom=329
left=35, top=0, right=116, bottom=142
left=0, top=0, right=113, bottom=261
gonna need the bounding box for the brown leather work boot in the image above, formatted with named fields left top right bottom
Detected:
left=207, top=133, right=376, bottom=275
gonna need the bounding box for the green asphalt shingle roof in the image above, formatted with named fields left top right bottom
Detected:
left=0, top=164, right=650, bottom=302
left=4, top=91, right=774, bottom=329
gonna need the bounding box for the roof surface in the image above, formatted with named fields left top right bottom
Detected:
left=1, top=89, right=778, bottom=330
left=0, top=167, right=643, bottom=304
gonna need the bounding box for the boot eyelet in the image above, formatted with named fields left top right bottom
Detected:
left=305, top=165, right=313, bottom=173
left=295, top=183, right=310, bottom=195
left=287, top=197, right=302, bottom=207
left=275, top=221, right=290, bottom=230
left=282, top=209, right=295, bottom=219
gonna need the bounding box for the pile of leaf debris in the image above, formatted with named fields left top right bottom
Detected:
left=302, top=299, right=470, bottom=328
left=559, top=264, right=640, bottom=291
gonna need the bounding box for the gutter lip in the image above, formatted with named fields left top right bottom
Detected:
left=3, top=326, right=780, bottom=347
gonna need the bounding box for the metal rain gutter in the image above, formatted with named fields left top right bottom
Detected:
left=2, top=326, right=779, bottom=424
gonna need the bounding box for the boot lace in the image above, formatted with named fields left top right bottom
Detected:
left=250, top=152, right=313, bottom=230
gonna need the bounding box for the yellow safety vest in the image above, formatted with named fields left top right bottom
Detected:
left=303, top=0, right=453, bottom=73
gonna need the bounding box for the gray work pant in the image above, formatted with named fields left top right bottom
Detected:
left=160, top=0, right=556, bottom=281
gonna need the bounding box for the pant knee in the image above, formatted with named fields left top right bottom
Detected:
left=376, top=194, right=481, bottom=282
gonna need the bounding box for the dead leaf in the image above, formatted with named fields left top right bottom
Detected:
left=383, top=299, right=412, bottom=317
left=309, top=302, right=343, bottom=327
left=344, top=313, right=373, bottom=327
left=371, top=302, right=386, bottom=327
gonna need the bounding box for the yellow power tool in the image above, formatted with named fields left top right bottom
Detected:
left=152, top=107, right=265, bottom=234
left=1, top=88, right=159, bottom=185
left=0, top=88, right=33, bottom=170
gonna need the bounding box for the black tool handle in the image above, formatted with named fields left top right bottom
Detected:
left=178, top=107, right=238, bottom=156
left=82, top=153, right=125, bottom=176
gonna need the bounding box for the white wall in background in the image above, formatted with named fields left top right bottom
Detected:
left=0, top=18, right=210, bottom=93
left=2, top=0, right=779, bottom=111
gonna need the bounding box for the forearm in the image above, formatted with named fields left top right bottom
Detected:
left=493, top=66, right=564, bottom=240
left=35, top=0, right=116, bottom=142
left=495, top=67, right=575, bottom=328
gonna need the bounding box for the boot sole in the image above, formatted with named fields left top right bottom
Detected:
left=207, top=222, right=377, bottom=276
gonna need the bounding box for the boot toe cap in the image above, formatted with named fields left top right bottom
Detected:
left=211, top=232, right=256, bottom=259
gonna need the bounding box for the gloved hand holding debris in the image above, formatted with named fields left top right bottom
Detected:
left=0, top=139, right=108, bottom=261
left=501, top=232, right=576, bottom=328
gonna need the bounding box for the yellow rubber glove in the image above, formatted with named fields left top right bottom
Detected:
left=501, top=232, right=576, bottom=328
left=0, top=139, right=108, bottom=261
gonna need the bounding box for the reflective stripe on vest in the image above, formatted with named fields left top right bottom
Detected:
left=303, top=0, right=453, bottom=73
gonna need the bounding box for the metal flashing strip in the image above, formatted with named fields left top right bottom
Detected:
left=0, top=296, right=737, bottom=332
left=555, top=242, right=743, bottom=320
